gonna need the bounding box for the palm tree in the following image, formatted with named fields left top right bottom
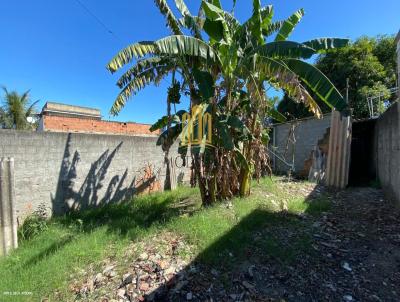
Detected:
left=107, top=0, right=349, bottom=205
left=0, top=107, right=9, bottom=128
left=1, top=87, right=38, bottom=130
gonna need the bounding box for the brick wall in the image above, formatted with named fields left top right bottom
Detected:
left=0, top=130, right=189, bottom=222
left=42, top=115, right=159, bottom=136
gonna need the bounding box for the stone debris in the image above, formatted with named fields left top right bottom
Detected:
left=70, top=232, right=195, bottom=301
left=138, top=252, right=149, bottom=261
left=68, top=183, right=400, bottom=302
left=120, top=273, right=134, bottom=287
left=342, top=262, right=352, bottom=272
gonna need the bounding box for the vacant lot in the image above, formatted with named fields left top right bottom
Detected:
left=1, top=178, right=399, bottom=301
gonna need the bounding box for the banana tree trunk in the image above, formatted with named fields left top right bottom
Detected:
left=239, top=168, right=251, bottom=197
left=164, top=98, right=172, bottom=190
left=194, top=153, right=212, bottom=206
left=239, top=111, right=258, bottom=196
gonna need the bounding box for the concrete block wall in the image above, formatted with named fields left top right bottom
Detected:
left=0, top=130, right=189, bottom=222
left=272, top=113, right=331, bottom=174
left=374, top=102, right=400, bottom=204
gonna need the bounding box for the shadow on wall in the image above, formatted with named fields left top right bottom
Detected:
left=51, top=134, right=160, bottom=215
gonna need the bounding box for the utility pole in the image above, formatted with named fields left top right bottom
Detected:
left=346, top=78, right=349, bottom=104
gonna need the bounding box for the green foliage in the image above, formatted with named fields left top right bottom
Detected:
left=275, top=8, right=304, bottom=41
left=154, top=35, right=219, bottom=61
left=302, top=38, right=349, bottom=52
left=179, top=15, right=204, bottom=38
left=0, top=107, right=9, bottom=128
left=18, top=204, right=48, bottom=241
left=358, top=82, right=389, bottom=116
left=234, top=148, right=250, bottom=171
left=156, top=123, right=183, bottom=151
left=316, top=35, right=397, bottom=119
left=277, top=93, right=330, bottom=121
left=110, top=65, right=171, bottom=115
left=262, top=20, right=283, bottom=37
left=260, top=128, right=270, bottom=144
left=285, top=59, right=346, bottom=111
left=372, top=35, right=397, bottom=82
left=107, top=42, right=156, bottom=73
left=150, top=115, right=169, bottom=132
left=150, top=110, right=186, bottom=133
left=107, top=0, right=348, bottom=204
left=253, top=41, right=316, bottom=59
left=1, top=87, right=38, bottom=130
left=192, top=68, right=215, bottom=99
left=279, top=35, right=397, bottom=120
left=108, top=0, right=348, bottom=119
left=174, top=0, right=191, bottom=17
left=18, top=215, right=48, bottom=241
left=116, top=57, right=166, bottom=88
left=247, top=55, right=325, bottom=118
left=215, top=118, right=234, bottom=150
left=268, top=107, right=286, bottom=123
left=154, top=0, right=183, bottom=35
left=202, top=1, right=230, bottom=43
left=167, top=81, right=181, bottom=104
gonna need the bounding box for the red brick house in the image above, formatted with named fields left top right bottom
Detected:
left=38, top=102, right=158, bottom=136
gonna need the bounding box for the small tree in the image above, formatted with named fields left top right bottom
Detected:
left=316, top=36, right=396, bottom=119
left=278, top=35, right=397, bottom=120
left=1, top=87, right=38, bottom=130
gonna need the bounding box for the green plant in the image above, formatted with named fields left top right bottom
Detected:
left=1, top=87, right=38, bottom=130
left=316, top=35, right=396, bottom=119
left=107, top=0, right=348, bottom=205
left=18, top=203, right=48, bottom=241
left=277, top=35, right=397, bottom=120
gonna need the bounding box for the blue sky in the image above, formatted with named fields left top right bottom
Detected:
left=1, top=0, right=399, bottom=124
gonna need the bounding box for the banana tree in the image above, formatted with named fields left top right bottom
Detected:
left=107, top=0, right=349, bottom=205
left=196, top=0, right=349, bottom=196
left=107, top=0, right=222, bottom=204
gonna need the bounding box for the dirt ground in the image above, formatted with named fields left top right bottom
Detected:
left=72, top=183, right=400, bottom=302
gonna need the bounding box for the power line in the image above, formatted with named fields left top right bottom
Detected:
left=73, top=0, right=123, bottom=43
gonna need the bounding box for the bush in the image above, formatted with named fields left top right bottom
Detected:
left=18, top=203, right=48, bottom=241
